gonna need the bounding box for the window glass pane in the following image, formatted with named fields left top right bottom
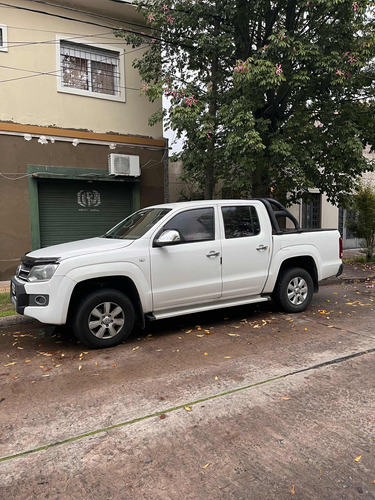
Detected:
left=91, top=61, right=117, bottom=95
left=0, top=29, right=3, bottom=47
left=105, top=208, right=171, bottom=240
left=222, top=206, right=260, bottom=238
left=164, top=208, right=215, bottom=242
left=62, top=55, right=88, bottom=90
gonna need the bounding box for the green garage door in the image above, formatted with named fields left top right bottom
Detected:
left=37, top=179, right=134, bottom=247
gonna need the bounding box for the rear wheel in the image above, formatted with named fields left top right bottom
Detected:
left=73, top=289, right=135, bottom=348
left=274, top=267, right=313, bottom=313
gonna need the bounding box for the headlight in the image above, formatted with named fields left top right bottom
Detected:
left=28, top=264, right=59, bottom=282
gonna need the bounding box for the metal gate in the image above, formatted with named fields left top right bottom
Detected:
left=37, top=178, right=134, bottom=247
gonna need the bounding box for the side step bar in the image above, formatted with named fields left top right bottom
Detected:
left=146, top=295, right=271, bottom=321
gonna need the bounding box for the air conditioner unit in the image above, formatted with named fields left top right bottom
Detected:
left=108, top=154, right=140, bottom=177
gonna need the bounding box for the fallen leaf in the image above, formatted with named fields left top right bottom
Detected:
left=4, top=362, right=16, bottom=367
left=184, top=406, right=192, bottom=411
left=281, top=397, right=291, bottom=400
left=291, top=484, right=295, bottom=495
left=215, top=376, right=219, bottom=380
left=197, top=335, right=204, bottom=338
left=133, top=346, right=139, bottom=351
left=354, top=455, right=362, bottom=462
left=78, top=365, right=82, bottom=371
left=224, top=356, right=231, bottom=359
left=228, top=333, right=240, bottom=337
left=204, top=352, right=208, bottom=356
left=25, top=360, right=31, bottom=363
left=112, top=363, right=117, bottom=367
left=202, top=463, right=210, bottom=469
left=185, top=329, right=192, bottom=333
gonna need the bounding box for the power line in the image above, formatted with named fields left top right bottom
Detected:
left=0, top=41, right=151, bottom=88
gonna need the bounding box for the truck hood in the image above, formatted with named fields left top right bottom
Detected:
left=26, top=237, right=134, bottom=261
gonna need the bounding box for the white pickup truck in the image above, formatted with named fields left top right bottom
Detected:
left=11, top=199, right=343, bottom=348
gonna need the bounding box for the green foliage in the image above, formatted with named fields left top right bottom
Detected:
left=116, top=0, right=375, bottom=201
left=346, top=183, right=375, bottom=260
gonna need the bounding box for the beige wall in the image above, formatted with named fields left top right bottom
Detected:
left=0, top=0, right=162, bottom=138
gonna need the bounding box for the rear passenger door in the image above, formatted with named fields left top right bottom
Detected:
left=220, top=204, right=272, bottom=298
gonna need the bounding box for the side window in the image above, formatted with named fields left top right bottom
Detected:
left=222, top=206, right=260, bottom=239
left=163, top=208, right=214, bottom=243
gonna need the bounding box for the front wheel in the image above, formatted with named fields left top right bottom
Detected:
left=73, top=289, right=135, bottom=348
left=274, top=268, right=314, bottom=313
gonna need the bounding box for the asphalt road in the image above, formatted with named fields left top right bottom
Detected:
left=0, top=278, right=374, bottom=499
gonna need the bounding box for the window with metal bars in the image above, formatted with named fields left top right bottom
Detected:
left=59, top=40, right=121, bottom=98
left=302, top=193, right=321, bottom=228
left=0, top=24, right=8, bottom=52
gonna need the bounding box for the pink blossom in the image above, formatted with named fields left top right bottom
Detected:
left=148, top=13, right=155, bottom=23
left=336, top=69, right=344, bottom=76
left=352, top=2, right=358, bottom=11
left=166, top=14, right=175, bottom=24
left=184, top=96, right=197, bottom=107
left=275, top=64, right=283, bottom=76
left=162, top=4, right=169, bottom=12
left=346, top=52, right=358, bottom=64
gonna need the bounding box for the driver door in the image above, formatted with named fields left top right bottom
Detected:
left=150, top=207, right=222, bottom=311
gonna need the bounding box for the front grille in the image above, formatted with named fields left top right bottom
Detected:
left=17, top=262, right=33, bottom=281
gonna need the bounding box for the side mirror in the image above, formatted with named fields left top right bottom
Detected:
left=154, top=229, right=181, bottom=247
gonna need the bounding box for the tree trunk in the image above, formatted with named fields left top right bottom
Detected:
left=204, top=13, right=220, bottom=200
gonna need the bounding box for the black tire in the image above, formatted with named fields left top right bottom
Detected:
left=273, top=267, right=314, bottom=313
left=72, top=289, right=135, bottom=348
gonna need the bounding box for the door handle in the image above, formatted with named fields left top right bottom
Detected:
left=256, top=244, right=268, bottom=252
left=206, top=251, right=220, bottom=258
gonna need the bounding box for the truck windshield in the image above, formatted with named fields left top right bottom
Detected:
left=103, top=208, right=171, bottom=240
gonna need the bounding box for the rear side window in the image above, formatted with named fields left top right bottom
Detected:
left=163, top=207, right=214, bottom=242
left=222, top=206, right=260, bottom=239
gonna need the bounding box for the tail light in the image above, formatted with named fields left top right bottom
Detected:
left=339, top=237, right=343, bottom=260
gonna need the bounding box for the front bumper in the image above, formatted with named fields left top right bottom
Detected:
left=10, top=277, right=50, bottom=315
left=10, top=277, right=28, bottom=314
